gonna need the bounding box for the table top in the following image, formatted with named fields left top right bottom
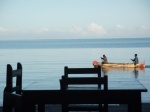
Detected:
left=23, top=79, right=147, bottom=92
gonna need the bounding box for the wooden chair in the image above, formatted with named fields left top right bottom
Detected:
left=63, top=66, right=103, bottom=90
left=60, top=76, right=108, bottom=90
left=60, top=66, right=108, bottom=112
left=64, top=66, right=101, bottom=78
left=3, top=63, right=23, bottom=112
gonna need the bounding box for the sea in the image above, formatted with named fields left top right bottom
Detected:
left=0, top=37, right=150, bottom=106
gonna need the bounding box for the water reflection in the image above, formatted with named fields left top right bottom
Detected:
left=102, top=67, right=145, bottom=78
left=133, top=68, right=139, bottom=78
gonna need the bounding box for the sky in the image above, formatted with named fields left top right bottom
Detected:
left=0, top=0, right=150, bottom=40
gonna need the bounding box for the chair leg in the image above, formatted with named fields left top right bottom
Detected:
left=104, top=104, right=108, bottom=112
left=38, top=103, right=45, bottom=112
left=62, top=104, right=68, bottom=112
left=99, top=104, right=102, bottom=112
left=3, top=104, right=13, bottom=112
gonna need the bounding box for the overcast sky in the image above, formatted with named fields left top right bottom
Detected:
left=0, top=0, right=150, bottom=40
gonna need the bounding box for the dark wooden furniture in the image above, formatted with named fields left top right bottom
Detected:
left=3, top=63, right=23, bottom=112
left=21, top=66, right=147, bottom=112
left=64, top=66, right=101, bottom=78
left=60, top=76, right=107, bottom=89
left=22, top=80, right=147, bottom=112
left=60, top=75, right=108, bottom=112
left=61, top=66, right=107, bottom=111
left=63, top=66, right=102, bottom=89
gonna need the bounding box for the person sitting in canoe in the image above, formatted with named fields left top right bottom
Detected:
left=101, top=54, right=108, bottom=64
left=131, top=54, right=139, bottom=65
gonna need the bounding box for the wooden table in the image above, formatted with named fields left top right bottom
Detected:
left=22, top=80, right=147, bottom=112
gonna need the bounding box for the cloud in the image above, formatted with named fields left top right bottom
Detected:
left=1, top=24, right=150, bottom=40
left=112, top=24, right=130, bottom=37
left=137, top=25, right=150, bottom=37
left=0, top=26, right=18, bottom=33
left=87, top=23, right=107, bottom=35
left=139, top=25, right=150, bottom=31
left=115, top=24, right=126, bottom=32
left=112, top=24, right=150, bottom=38
left=71, top=23, right=107, bottom=37
left=0, top=27, right=9, bottom=32
left=32, top=28, right=50, bottom=33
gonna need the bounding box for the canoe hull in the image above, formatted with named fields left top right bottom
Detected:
left=93, top=61, right=145, bottom=68
left=101, top=66, right=145, bottom=72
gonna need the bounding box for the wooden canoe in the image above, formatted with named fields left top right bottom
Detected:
left=93, top=60, right=145, bottom=68
left=101, top=66, right=145, bottom=73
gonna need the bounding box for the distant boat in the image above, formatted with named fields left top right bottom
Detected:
left=101, top=66, right=145, bottom=73
left=93, top=60, right=145, bottom=68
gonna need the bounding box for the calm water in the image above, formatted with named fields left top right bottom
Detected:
left=0, top=38, right=150, bottom=106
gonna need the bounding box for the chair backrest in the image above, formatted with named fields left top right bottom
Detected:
left=4, top=62, right=22, bottom=94
left=60, top=75, right=108, bottom=91
left=61, top=66, right=108, bottom=112
left=64, top=66, right=101, bottom=78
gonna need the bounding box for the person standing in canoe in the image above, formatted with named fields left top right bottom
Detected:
left=131, top=54, right=139, bottom=65
left=101, top=54, right=108, bottom=64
